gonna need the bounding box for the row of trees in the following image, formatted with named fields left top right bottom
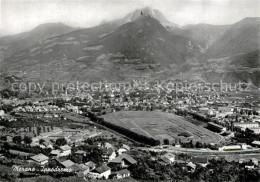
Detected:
left=11, top=135, right=32, bottom=145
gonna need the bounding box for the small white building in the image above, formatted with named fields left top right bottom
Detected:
left=160, top=153, right=175, bottom=164
left=0, top=110, right=5, bottom=116
left=234, top=122, right=259, bottom=129
left=115, top=169, right=130, bottom=179
left=60, top=145, right=71, bottom=156
left=88, top=165, right=111, bottom=179
left=219, top=145, right=241, bottom=151
left=30, top=153, right=49, bottom=165
left=117, top=144, right=131, bottom=155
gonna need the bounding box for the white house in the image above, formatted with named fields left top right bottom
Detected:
left=60, top=160, right=75, bottom=168
left=30, top=153, right=49, bottom=165
left=88, top=165, right=111, bottom=179
left=160, top=153, right=175, bottom=164
left=115, top=169, right=130, bottom=179
left=109, top=154, right=137, bottom=168
left=50, top=150, right=61, bottom=158
left=219, top=145, right=241, bottom=151
left=0, top=110, right=5, bottom=116
left=117, top=144, right=130, bottom=155
left=60, top=145, right=71, bottom=156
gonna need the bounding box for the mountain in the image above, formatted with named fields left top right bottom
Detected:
left=229, top=50, right=260, bottom=68
left=200, top=49, right=260, bottom=87
left=197, top=18, right=260, bottom=87
left=1, top=7, right=260, bottom=89
left=176, top=24, right=230, bottom=53
left=1, top=16, right=196, bottom=83
left=121, top=7, right=178, bottom=28
left=205, top=17, right=260, bottom=58
left=101, top=7, right=178, bottom=31
left=0, top=23, right=75, bottom=57
left=97, top=16, right=192, bottom=65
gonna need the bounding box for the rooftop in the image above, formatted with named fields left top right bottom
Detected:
left=31, top=153, right=49, bottom=162
left=93, top=164, right=111, bottom=174
left=61, top=160, right=75, bottom=168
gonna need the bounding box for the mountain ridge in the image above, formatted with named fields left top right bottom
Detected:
left=1, top=8, right=260, bottom=88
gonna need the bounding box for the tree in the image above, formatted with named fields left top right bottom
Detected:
left=0, top=136, right=7, bottom=141
left=163, top=139, right=169, bottom=145
left=55, top=138, right=67, bottom=146
left=12, top=136, right=22, bottom=144
left=195, top=142, right=202, bottom=148
left=39, top=139, right=45, bottom=145
left=36, top=126, right=41, bottom=135
left=24, top=136, right=32, bottom=145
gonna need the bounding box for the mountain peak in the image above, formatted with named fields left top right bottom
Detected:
left=31, top=23, right=73, bottom=33
left=122, top=7, right=178, bottom=28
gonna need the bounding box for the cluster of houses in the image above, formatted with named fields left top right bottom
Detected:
left=31, top=127, right=101, bottom=147
left=11, top=141, right=136, bottom=180
left=14, top=104, right=61, bottom=113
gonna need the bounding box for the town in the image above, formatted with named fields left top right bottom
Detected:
left=0, top=79, right=259, bottom=181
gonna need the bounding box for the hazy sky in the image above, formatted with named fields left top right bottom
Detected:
left=1, top=0, right=260, bottom=35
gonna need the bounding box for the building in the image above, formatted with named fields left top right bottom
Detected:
left=102, top=147, right=116, bottom=162
left=60, top=145, right=71, bottom=156
left=39, top=141, right=53, bottom=149
left=30, top=153, right=49, bottom=165
left=115, top=169, right=131, bottom=179
left=251, top=158, right=258, bottom=166
left=85, top=161, right=96, bottom=170
left=251, top=141, right=260, bottom=148
left=66, top=105, right=80, bottom=113
left=248, top=127, right=260, bottom=134
left=219, top=145, right=241, bottom=151
left=207, top=122, right=226, bottom=132
left=216, top=108, right=233, bottom=118
left=160, top=153, right=175, bottom=164
left=0, top=110, right=5, bottom=116
left=50, top=150, right=61, bottom=157
left=109, top=154, right=137, bottom=168
left=60, top=160, right=75, bottom=168
left=88, top=165, right=111, bottom=179
left=186, top=162, right=196, bottom=172
left=233, top=122, right=259, bottom=129
left=191, top=157, right=208, bottom=167
left=117, top=144, right=131, bottom=155
left=75, top=150, right=87, bottom=156
left=198, top=107, right=209, bottom=114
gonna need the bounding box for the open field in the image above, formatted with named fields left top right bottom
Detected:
left=102, top=111, right=222, bottom=144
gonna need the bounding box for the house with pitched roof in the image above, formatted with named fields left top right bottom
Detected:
left=186, top=162, right=196, bottom=172
left=108, top=154, right=137, bottom=168
left=50, top=149, right=61, bottom=158
left=39, top=141, right=53, bottom=149
left=75, top=150, right=87, bottom=156
left=160, top=153, right=175, bottom=164
left=102, top=147, right=116, bottom=162
left=60, top=159, right=75, bottom=168
left=191, top=157, right=208, bottom=167
left=117, top=144, right=131, bottom=155
left=30, top=153, right=49, bottom=165
left=85, top=161, right=96, bottom=170
left=60, top=145, right=71, bottom=156
left=114, top=169, right=131, bottom=179
left=88, top=164, right=111, bottom=179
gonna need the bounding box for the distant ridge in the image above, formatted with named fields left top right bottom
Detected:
left=0, top=23, right=75, bottom=57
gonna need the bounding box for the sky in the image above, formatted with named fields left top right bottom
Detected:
left=1, top=0, right=260, bottom=35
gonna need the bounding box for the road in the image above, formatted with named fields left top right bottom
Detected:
left=138, top=145, right=260, bottom=156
